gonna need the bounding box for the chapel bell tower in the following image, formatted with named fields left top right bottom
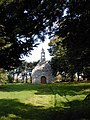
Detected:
left=41, top=48, right=45, bottom=62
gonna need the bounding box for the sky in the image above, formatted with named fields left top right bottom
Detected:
left=22, top=38, right=52, bottom=63
left=21, top=9, right=67, bottom=63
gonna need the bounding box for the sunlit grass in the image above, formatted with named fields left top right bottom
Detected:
left=0, top=82, right=90, bottom=120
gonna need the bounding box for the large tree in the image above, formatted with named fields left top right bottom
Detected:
left=0, top=0, right=65, bottom=69
left=63, top=0, right=90, bottom=79
left=49, top=0, right=90, bottom=80
left=49, top=37, right=76, bottom=81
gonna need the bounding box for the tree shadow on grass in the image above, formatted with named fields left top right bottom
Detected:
left=0, top=98, right=56, bottom=120
left=54, top=99, right=90, bottom=120
left=0, top=83, right=53, bottom=94
left=0, top=98, right=90, bottom=120
left=35, top=83, right=90, bottom=96
left=0, top=83, right=90, bottom=120
left=0, top=83, right=90, bottom=96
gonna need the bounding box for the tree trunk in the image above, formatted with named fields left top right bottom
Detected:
left=77, top=71, right=80, bottom=81
left=71, top=73, right=74, bottom=82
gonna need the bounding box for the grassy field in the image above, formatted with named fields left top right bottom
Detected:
left=0, top=82, right=90, bottom=120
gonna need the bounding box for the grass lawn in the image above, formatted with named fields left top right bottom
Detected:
left=0, top=82, right=90, bottom=120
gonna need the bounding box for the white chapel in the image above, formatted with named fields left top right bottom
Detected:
left=31, top=48, right=54, bottom=84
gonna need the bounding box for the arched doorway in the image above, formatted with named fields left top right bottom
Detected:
left=41, top=76, right=47, bottom=83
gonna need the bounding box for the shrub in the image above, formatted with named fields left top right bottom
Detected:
left=0, top=68, right=8, bottom=84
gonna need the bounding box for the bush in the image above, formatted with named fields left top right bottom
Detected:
left=0, top=68, right=8, bottom=84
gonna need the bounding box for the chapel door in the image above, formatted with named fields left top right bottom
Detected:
left=41, top=76, right=46, bottom=83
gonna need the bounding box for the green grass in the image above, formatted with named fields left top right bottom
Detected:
left=0, top=82, right=90, bottom=120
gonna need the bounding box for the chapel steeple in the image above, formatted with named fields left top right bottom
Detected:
left=41, top=48, right=45, bottom=62
left=32, top=47, right=54, bottom=84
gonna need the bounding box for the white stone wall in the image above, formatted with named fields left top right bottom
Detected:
left=31, top=61, right=54, bottom=84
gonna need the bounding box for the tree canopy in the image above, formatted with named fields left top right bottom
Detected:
left=0, top=0, right=90, bottom=74
left=48, top=0, right=90, bottom=80
left=0, top=0, right=65, bottom=69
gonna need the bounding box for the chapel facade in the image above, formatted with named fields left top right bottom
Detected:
left=31, top=48, right=53, bottom=84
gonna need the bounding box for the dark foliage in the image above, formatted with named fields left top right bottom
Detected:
left=0, top=0, right=65, bottom=69
left=0, top=0, right=90, bottom=74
